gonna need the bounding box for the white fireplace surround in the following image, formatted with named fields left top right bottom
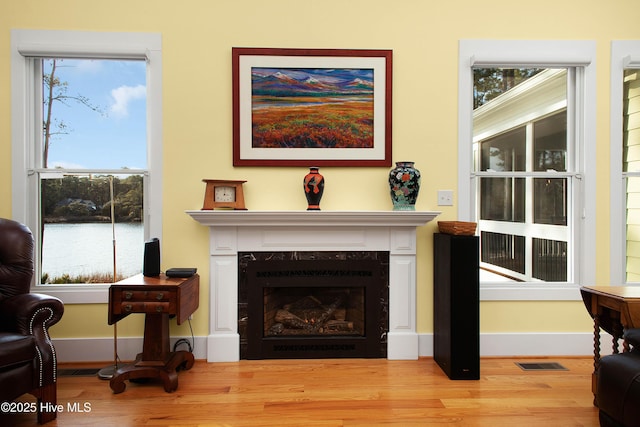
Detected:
left=186, top=210, right=439, bottom=362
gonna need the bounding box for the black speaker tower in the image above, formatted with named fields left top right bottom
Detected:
left=143, top=238, right=161, bottom=276
left=433, top=233, right=480, bottom=380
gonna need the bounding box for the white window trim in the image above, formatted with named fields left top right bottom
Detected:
left=10, top=29, right=163, bottom=304
left=610, top=41, right=640, bottom=285
left=458, top=40, right=596, bottom=301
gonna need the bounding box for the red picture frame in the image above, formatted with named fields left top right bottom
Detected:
left=232, top=47, right=392, bottom=167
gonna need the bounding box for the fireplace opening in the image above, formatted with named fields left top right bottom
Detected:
left=238, top=251, right=389, bottom=359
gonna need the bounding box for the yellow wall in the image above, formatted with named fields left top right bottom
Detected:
left=1, top=0, right=637, bottom=344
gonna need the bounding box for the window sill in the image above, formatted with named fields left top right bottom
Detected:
left=32, top=284, right=109, bottom=304
left=480, top=283, right=582, bottom=301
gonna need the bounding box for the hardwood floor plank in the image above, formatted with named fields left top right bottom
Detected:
left=5, top=357, right=599, bottom=426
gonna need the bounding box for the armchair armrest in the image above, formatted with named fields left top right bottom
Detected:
left=624, top=329, right=640, bottom=351
left=0, top=293, right=64, bottom=387
left=0, top=293, right=64, bottom=335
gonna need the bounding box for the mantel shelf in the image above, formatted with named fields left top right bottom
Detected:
left=186, top=210, right=440, bottom=228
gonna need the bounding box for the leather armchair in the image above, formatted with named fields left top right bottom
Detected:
left=597, top=328, right=640, bottom=427
left=0, top=218, right=64, bottom=424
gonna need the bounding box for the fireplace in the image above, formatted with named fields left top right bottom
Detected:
left=239, top=252, right=389, bottom=359
left=186, top=210, right=439, bottom=362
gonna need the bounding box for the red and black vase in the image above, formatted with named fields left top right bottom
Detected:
left=303, top=167, right=324, bottom=210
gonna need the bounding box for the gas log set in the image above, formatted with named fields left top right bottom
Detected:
left=266, top=292, right=362, bottom=336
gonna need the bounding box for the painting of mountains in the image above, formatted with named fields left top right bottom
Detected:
left=251, top=68, right=374, bottom=149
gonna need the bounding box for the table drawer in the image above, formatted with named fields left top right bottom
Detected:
left=121, top=290, right=172, bottom=302
left=107, top=274, right=199, bottom=325
left=120, top=302, right=171, bottom=314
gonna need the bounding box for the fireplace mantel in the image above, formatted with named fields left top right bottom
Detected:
left=186, top=210, right=439, bottom=362
left=186, top=210, right=439, bottom=227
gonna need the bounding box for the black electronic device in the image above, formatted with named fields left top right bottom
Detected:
left=165, top=268, right=197, bottom=278
left=143, top=238, right=161, bottom=276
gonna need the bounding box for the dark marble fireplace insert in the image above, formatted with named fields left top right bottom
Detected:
left=238, top=251, right=389, bottom=359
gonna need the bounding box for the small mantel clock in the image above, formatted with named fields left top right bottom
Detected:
left=202, top=179, right=247, bottom=210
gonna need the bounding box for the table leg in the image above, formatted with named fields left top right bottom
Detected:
left=593, top=315, right=601, bottom=368
left=109, top=350, right=195, bottom=394
left=109, top=312, right=195, bottom=394
left=611, top=320, right=623, bottom=354
left=591, top=315, right=601, bottom=405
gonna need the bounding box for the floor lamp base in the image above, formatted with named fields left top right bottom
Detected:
left=97, top=365, right=118, bottom=380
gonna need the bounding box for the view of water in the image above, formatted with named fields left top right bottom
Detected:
left=42, top=223, right=144, bottom=279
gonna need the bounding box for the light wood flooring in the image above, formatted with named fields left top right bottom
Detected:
left=6, top=357, right=599, bottom=426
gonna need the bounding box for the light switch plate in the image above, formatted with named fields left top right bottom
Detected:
left=437, top=190, right=454, bottom=206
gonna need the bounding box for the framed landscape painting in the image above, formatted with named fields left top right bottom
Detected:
left=232, top=48, right=392, bottom=166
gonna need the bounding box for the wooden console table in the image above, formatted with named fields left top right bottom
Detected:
left=108, top=273, right=199, bottom=394
left=580, top=285, right=640, bottom=400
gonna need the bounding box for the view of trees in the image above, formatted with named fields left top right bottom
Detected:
left=473, top=68, right=543, bottom=109
left=41, top=175, right=143, bottom=223
left=43, top=59, right=105, bottom=168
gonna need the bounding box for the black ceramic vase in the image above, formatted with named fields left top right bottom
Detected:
left=303, top=167, right=324, bottom=210
left=388, top=161, right=421, bottom=211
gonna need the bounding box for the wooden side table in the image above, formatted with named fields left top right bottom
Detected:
left=107, top=273, right=199, bottom=394
left=580, top=285, right=640, bottom=402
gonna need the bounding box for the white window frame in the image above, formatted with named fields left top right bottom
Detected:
left=458, top=40, right=596, bottom=301
left=10, top=29, right=163, bottom=304
left=610, top=41, right=640, bottom=285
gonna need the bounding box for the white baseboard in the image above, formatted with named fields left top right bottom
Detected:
left=53, top=332, right=612, bottom=363
left=206, top=333, right=240, bottom=362
left=54, top=336, right=208, bottom=363
left=418, top=331, right=613, bottom=357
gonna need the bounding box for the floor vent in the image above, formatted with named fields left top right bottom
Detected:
left=58, top=368, right=101, bottom=377
left=515, top=362, right=567, bottom=371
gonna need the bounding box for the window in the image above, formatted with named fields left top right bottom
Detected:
left=11, top=30, right=163, bottom=303
left=610, top=41, right=640, bottom=284
left=458, top=40, right=596, bottom=300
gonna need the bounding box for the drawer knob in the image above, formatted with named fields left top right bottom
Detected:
left=156, top=292, right=164, bottom=300
left=124, top=304, right=132, bottom=312
left=156, top=305, right=164, bottom=312
left=124, top=292, right=133, bottom=300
